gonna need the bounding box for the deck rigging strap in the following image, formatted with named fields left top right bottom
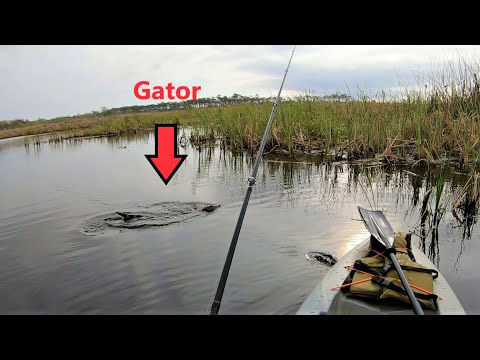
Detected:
left=209, top=46, right=296, bottom=315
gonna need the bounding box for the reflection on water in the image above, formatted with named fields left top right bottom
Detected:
left=0, top=129, right=479, bottom=314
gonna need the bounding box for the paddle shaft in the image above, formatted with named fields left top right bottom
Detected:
left=209, top=46, right=296, bottom=315
left=387, top=252, right=425, bottom=315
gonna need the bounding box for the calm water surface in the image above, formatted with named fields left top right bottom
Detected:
left=0, top=132, right=478, bottom=314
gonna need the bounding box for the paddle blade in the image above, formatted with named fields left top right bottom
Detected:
left=357, top=207, right=395, bottom=247
left=357, top=207, right=379, bottom=239
left=369, top=214, right=392, bottom=248
left=369, top=210, right=395, bottom=242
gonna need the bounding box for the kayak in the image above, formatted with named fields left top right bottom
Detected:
left=296, top=236, right=466, bottom=315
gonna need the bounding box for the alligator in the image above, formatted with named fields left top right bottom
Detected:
left=305, top=251, right=338, bottom=267
left=81, top=202, right=221, bottom=235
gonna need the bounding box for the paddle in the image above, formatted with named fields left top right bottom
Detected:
left=357, top=207, right=425, bottom=315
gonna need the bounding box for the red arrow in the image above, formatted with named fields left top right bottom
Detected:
left=145, top=124, right=187, bottom=185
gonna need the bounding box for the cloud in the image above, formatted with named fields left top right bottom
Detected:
left=0, top=45, right=479, bottom=120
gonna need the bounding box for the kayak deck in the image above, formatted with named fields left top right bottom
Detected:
left=297, top=237, right=466, bottom=315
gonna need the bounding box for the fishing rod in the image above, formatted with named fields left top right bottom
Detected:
left=209, top=45, right=296, bottom=315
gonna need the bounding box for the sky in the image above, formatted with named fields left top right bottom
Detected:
left=1, top=45, right=479, bottom=121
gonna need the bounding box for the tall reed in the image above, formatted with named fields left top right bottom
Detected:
left=2, top=57, right=479, bottom=169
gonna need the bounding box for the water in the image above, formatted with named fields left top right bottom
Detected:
left=0, top=131, right=479, bottom=314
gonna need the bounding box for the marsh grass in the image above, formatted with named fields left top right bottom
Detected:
left=4, top=57, right=480, bottom=168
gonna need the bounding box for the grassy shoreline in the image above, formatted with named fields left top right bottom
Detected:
left=3, top=60, right=480, bottom=169
left=5, top=97, right=479, bottom=168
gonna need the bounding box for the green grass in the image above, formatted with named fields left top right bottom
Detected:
left=3, top=58, right=480, bottom=169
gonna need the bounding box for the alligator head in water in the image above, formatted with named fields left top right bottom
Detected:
left=201, top=205, right=221, bottom=212
left=116, top=212, right=143, bottom=221
left=305, top=251, right=338, bottom=266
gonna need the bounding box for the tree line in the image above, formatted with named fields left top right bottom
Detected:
left=0, top=92, right=353, bottom=129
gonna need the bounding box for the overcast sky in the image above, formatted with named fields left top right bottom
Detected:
left=1, top=45, right=479, bottom=121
